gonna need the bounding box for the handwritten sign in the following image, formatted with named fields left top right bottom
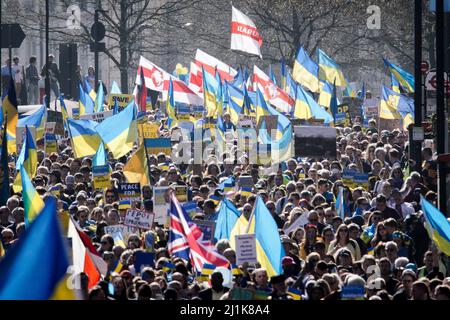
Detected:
left=124, top=209, right=154, bottom=230
left=235, top=234, right=257, bottom=265
left=138, top=123, right=159, bottom=140
left=92, top=165, right=111, bottom=189
left=104, top=224, right=140, bottom=247
left=118, top=183, right=141, bottom=202
left=108, top=94, right=134, bottom=110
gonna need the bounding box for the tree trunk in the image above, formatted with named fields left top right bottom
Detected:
left=120, top=45, right=128, bottom=93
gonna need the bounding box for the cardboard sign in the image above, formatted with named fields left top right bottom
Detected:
left=144, top=138, right=172, bottom=156
left=108, top=94, right=134, bottom=110
left=153, top=187, right=170, bottom=226
left=47, top=110, right=64, bottom=135
left=193, top=220, right=215, bottom=245
left=104, top=224, right=140, bottom=247
left=182, top=201, right=198, bottom=219
left=79, top=110, right=113, bottom=123
left=335, top=104, right=352, bottom=127
left=294, top=126, right=337, bottom=159
left=238, top=175, right=253, bottom=189
left=175, top=185, right=188, bottom=203
left=138, top=123, right=159, bottom=139
left=92, top=165, right=111, bottom=189
left=16, top=126, right=37, bottom=153
left=235, top=234, right=257, bottom=265
left=118, top=183, right=141, bottom=202
left=124, top=209, right=154, bottom=230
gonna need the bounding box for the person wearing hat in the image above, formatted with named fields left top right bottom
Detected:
left=269, top=274, right=291, bottom=300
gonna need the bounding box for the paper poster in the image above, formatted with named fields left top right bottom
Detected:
left=123, top=209, right=154, bottom=230
left=235, top=234, right=257, bottom=265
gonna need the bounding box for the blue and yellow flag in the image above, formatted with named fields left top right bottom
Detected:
left=379, top=85, right=414, bottom=127
left=287, top=287, right=302, bottom=300
left=123, top=143, right=150, bottom=186
left=391, top=72, right=401, bottom=93
left=295, top=84, right=333, bottom=124
left=202, top=67, right=219, bottom=118
left=317, top=48, right=346, bottom=87
left=420, top=197, right=450, bottom=255
left=94, top=81, right=105, bottom=113
left=13, top=126, right=38, bottom=193
left=201, top=263, right=216, bottom=275
left=67, top=118, right=102, bottom=159
left=214, top=198, right=241, bottom=242
left=79, top=83, right=95, bottom=115
left=343, top=78, right=356, bottom=97
left=255, top=89, right=270, bottom=124
left=292, top=47, right=320, bottom=93
left=21, top=166, right=44, bottom=227
left=95, top=101, right=138, bottom=159
left=3, top=77, right=18, bottom=153
left=0, top=197, right=75, bottom=299
left=216, top=72, right=224, bottom=116
left=18, top=105, right=46, bottom=140
left=248, top=196, right=286, bottom=277
left=383, top=58, right=414, bottom=93
left=166, top=78, right=178, bottom=129
left=318, top=81, right=340, bottom=110
left=83, top=78, right=97, bottom=101
left=92, top=141, right=108, bottom=167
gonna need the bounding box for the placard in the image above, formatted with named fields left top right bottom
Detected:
left=138, top=123, right=160, bottom=139
left=118, top=183, right=141, bottom=202
left=134, top=252, right=155, bottom=272
left=182, top=201, right=198, bottom=219
left=238, top=175, right=253, bottom=189
left=16, top=126, right=37, bottom=153
left=341, top=97, right=364, bottom=121
left=108, top=94, right=134, bottom=110
left=193, top=220, right=215, bottom=245
left=294, top=126, right=337, bottom=159
left=47, top=110, right=64, bottom=135
left=342, top=169, right=357, bottom=188
left=238, top=114, right=256, bottom=128
left=72, top=107, right=80, bottom=119
left=335, top=104, right=352, bottom=127
left=353, top=172, right=369, bottom=190
left=153, top=187, right=170, bottom=226
left=235, top=234, right=257, bottom=265
left=124, top=209, right=154, bottom=230
left=104, top=224, right=140, bottom=247
left=341, top=285, right=365, bottom=300
left=92, top=165, right=111, bottom=189
left=44, top=122, right=57, bottom=153
left=144, top=138, right=172, bottom=155
left=79, top=110, right=113, bottom=123
left=175, top=185, right=188, bottom=203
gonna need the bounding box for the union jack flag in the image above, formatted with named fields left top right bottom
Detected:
left=168, top=193, right=229, bottom=273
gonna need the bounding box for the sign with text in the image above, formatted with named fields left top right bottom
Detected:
left=118, top=183, right=141, bottom=202
left=79, top=110, right=113, bottom=123
left=144, top=138, right=172, bottom=156
left=235, top=234, right=257, bottom=265
left=44, top=122, right=57, bottom=153
left=153, top=187, right=170, bottom=226
left=138, top=123, right=159, bottom=139
left=92, top=165, right=111, bottom=189
left=182, top=201, right=198, bottom=219
left=193, top=220, right=215, bottom=245
left=104, top=224, right=140, bottom=247
left=108, top=94, right=134, bottom=110
left=124, top=209, right=154, bottom=230
left=175, top=185, right=188, bottom=203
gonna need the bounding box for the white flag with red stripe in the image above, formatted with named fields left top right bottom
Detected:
left=162, top=74, right=203, bottom=105
left=135, top=56, right=172, bottom=92
left=231, top=6, right=263, bottom=59
left=194, top=49, right=237, bottom=82
left=253, top=65, right=294, bottom=114
left=188, top=62, right=203, bottom=94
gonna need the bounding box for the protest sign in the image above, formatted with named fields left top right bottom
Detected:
left=193, top=220, right=215, bottom=245
left=363, top=98, right=379, bottom=122
left=175, top=185, right=188, bottom=203
left=118, top=183, right=141, bottom=202
left=144, top=138, right=172, bottom=155
left=104, top=224, right=140, bottom=247
left=47, top=110, right=64, bottom=135
left=153, top=187, right=170, bottom=226
left=294, top=126, right=337, bottom=159
left=44, top=122, right=57, bottom=153
left=235, top=234, right=257, bottom=265
left=341, top=97, right=364, bottom=121
left=124, top=209, right=154, bottom=230
left=193, top=105, right=204, bottom=119
left=335, top=104, right=352, bottom=127
left=92, top=165, right=111, bottom=189
left=138, top=123, right=159, bottom=139
left=238, top=114, right=256, bottom=128
left=16, top=126, right=36, bottom=152
left=79, top=110, right=113, bottom=123
left=238, top=175, right=254, bottom=189
left=72, top=107, right=80, bottom=119
left=231, top=288, right=254, bottom=300
left=353, top=172, right=369, bottom=190
left=342, top=169, right=357, bottom=188
left=108, top=94, right=134, bottom=110
left=182, top=201, right=198, bottom=219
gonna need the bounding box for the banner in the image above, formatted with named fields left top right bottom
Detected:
left=124, top=209, right=154, bottom=230
left=92, top=165, right=111, bottom=189
left=79, top=110, right=113, bottom=123
left=118, top=183, right=141, bottom=202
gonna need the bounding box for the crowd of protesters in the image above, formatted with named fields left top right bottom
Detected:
left=1, top=105, right=449, bottom=301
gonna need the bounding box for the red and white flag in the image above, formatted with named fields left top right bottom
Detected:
left=231, top=6, right=263, bottom=59
left=188, top=62, right=203, bottom=94
left=194, top=49, right=237, bottom=82
left=135, top=56, right=172, bottom=92
left=162, top=74, right=203, bottom=106
left=68, top=219, right=108, bottom=289
left=253, top=65, right=294, bottom=114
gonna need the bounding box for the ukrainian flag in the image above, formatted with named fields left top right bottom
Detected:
left=83, top=78, right=97, bottom=101
left=3, top=77, right=18, bottom=153
left=318, top=81, right=340, bottom=109
left=391, top=72, right=401, bottom=93
left=78, top=83, right=95, bottom=115
left=231, top=264, right=243, bottom=276
left=229, top=214, right=252, bottom=250
left=59, top=95, right=69, bottom=121
left=383, top=58, right=414, bottom=93
left=294, top=84, right=313, bottom=120
left=214, top=198, right=241, bottom=242
left=123, top=143, right=150, bottom=186
left=0, top=197, right=75, bottom=299
left=92, top=141, right=108, bottom=167
left=255, top=89, right=270, bottom=125
left=201, top=263, right=216, bottom=275
left=292, top=47, right=320, bottom=93
left=94, top=80, right=105, bottom=113
left=285, top=71, right=296, bottom=99
left=343, top=78, right=356, bottom=97
left=162, top=261, right=175, bottom=273
left=241, top=86, right=253, bottom=116
left=95, top=101, right=138, bottom=159
left=21, top=167, right=44, bottom=227
left=118, top=200, right=131, bottom=210
left=166, top=78, right=178, bottom=128
left=67, top=118, right=102, bottom=159
left=202, top=67, right=219, bottom=118
left=13, top=126, right=37, bottom=193
left=287, top=287, right=302, bottom=300
left=216, top=72, right=224, bottom=116
left=379, top=86, right=414, bottom=123
left=248, top=196, right=285, bottom=277
left=317, top=48, right=346, bottom=87
left=18, top=105, right=46, bottom=140
left=232, top=67, right=245, bottom=89
left=420, top=197, right=450, bottom=255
